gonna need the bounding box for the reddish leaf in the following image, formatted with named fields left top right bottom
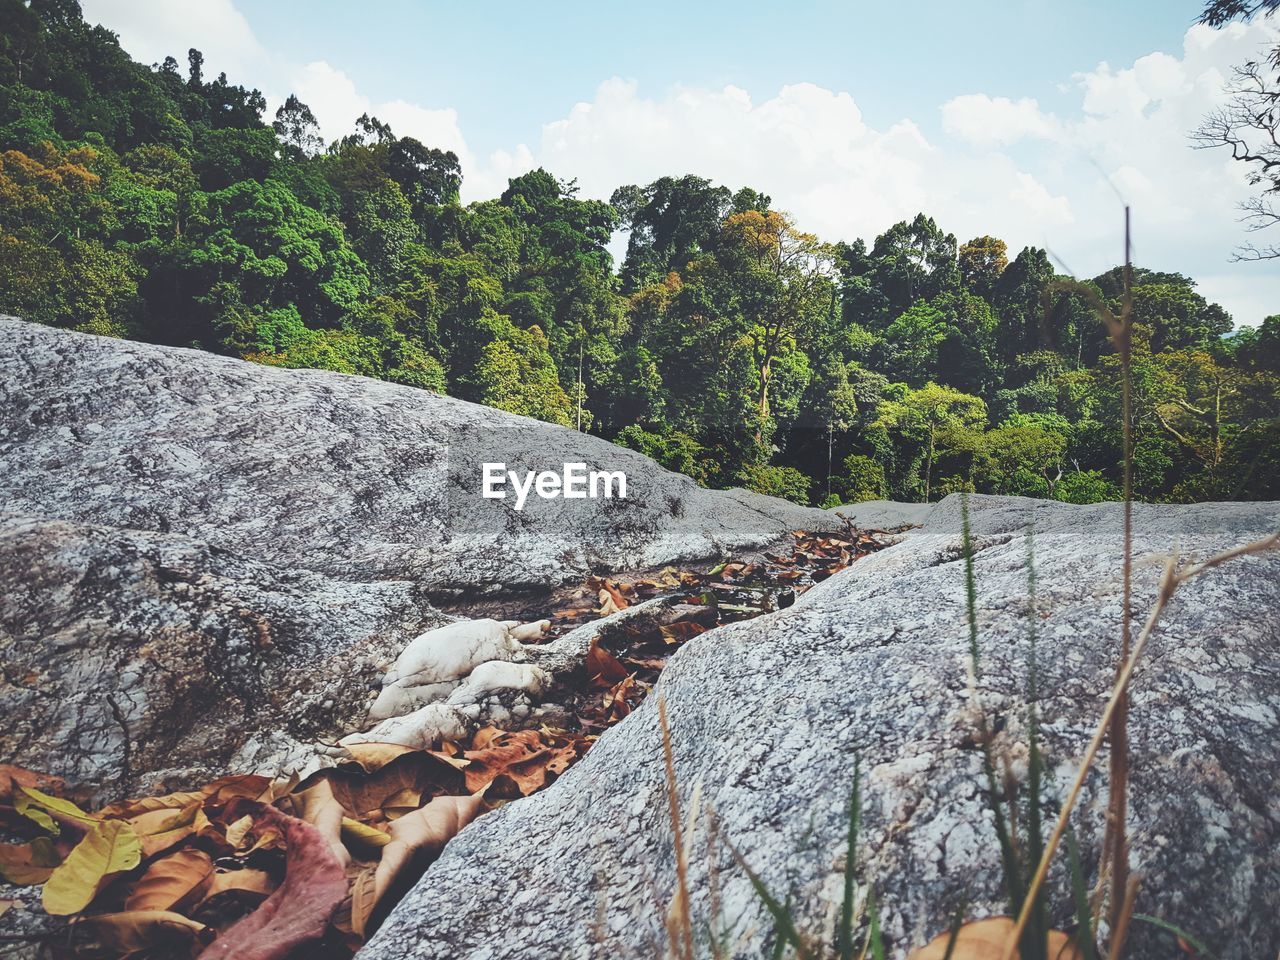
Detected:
left=585, top=637, right=628, bottom=687
left=198, top=805, right=347, bottom=960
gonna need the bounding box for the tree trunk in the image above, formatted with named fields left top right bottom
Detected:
left=924, top=427, right=935, bottom=502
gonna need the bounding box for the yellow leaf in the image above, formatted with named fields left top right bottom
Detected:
left=99, top=791, right=204, bottom=819
left=224, top=814, right=255, bottom=850
left=342, top=742, right=417, bottom=773
left=42, top=820, right=142, bottom=915
left=124, top=848, right=214, bottom=912
left=16, top=785, right=97, bottom=831
left=340, top=817, right=391, bottom=851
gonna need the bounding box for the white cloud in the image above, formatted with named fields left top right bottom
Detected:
left=77, top=0, right=1280, bottom=324
left=465, top=21, right=1280, bottom=325
left=288, top=61, right=471, bottom=163
left=81, top=0, right=263, bottom=80
left=941, top=95, right=1063, bottom=146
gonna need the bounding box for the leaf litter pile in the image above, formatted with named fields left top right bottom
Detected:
left=0, top=527, right=885, bottom=959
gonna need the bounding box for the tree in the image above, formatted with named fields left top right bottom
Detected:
left=874, top=383, right=987, bottom=501
left=611, top=174, right=732, bottom=292
left=176, top=178, right=370, bottom=350
left=1129, top=282, right=1232, bottom=352
left=273, top=94, right=324, bottom=158
left=809, top=358, right=859, bottom=500
left=1199, top=0, right=1280, bottom=26
left=1193, top=4, right=1280, bottom=259
left=958, top=235, right=1007, bottom=300
left=716, top=208, right=836, bottom=430
left=737, top=463, right=811, bottom=505
left=865, top=213, right=960, bottom=323
left=476, top=324, right=575, bottom=426
left=993, top=246, right=1056, bottom=364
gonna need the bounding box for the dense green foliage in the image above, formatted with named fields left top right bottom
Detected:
left=3, top=0, right=1278, bottom=504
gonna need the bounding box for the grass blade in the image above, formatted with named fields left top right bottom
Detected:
left=724, top=837, right=812, bottom=960
left=1065, top=829, right=1097, bottom=960
left=1131, top=914, right=1216, bottom=960
left=838, top=760, right=862, bottom=960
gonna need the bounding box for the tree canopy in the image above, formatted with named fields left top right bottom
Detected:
left=2, top=0, right=1276, bottom=507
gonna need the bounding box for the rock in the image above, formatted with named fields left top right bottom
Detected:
left=362, top=495, right=1280, bottom=960
left=0, top=515, right=445, bottom=802
left=831, top=498, right=934, bottom=531
left=0, top=317, right=836, bottom=794
left=0, top=317, right=838, bottom=597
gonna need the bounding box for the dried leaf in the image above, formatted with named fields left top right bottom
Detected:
left=585, top=636, right=629, bottom=686
left=348, top=864, right=379, bottom=938
left=42, top=819, right=142, bottom=915
left=341, top=817, right=391, bottom=852
left=658, top=621, right=708, bottom=645
left=305, top=750, right=461, bottom=818
left=80, top=910, right=210, bottom=954
left=128, top=800, right=209, bottom=858
left=342, top=741, right=417, bottom=773
left=125, top=848, right=214, bottom=912
left=367, top=793, right=485, bottom=934
left=198, top=867, right=276, bottom=905
left=202, top=774, right=275, bottom=804
left=224, top=814, right=255, bottom=851
left=15, top=785, right=96, bottom=834
left=0, top=836, right=60, bottom=885
left=198, top=805, right=347, bottom=960
left=0, top=766, right=69, bottom=808
left=284, top=780, right=350, bottom=868
left=98, top=791, right=205, bottom=819
left=906, top=917, right=1084, bottom=960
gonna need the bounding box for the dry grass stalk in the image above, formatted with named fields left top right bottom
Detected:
left=1105, top=873, right=1142, bottom=960
left=659, top=698, right=697, bottom=960
left=1001, top=528, right=1280, bottom=959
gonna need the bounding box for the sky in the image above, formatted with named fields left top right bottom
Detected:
left=79, top=0, right=1280, bottom=326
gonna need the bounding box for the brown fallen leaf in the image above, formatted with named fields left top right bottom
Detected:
left=128, top=800, right=209, bottom=858
left=362, top=792, right=485, bottom=936
left=198, top=804, right=348, bottom=960
left=283, top=779, right=350, bottom=868
left=595, top=591, right=624, bottom=616
left=79, top=909, right=211, bottom=954
left=906, top=917, right=1084, bottom=960
left=658, top=621, right=709, bottom=645
left=0, top=765, right=69, bottom=810
left=197, top=867, right=277, bottom=906
left=125, top=847, right=214, bottom=912
left=585, top=636, right=629, bottom=686
left=348, top=864, right=379, bottom=939
left=342, top=741, right=418, bottom=773
left=0, top=836, right=60, bottom=885
left=99, top=790, right=206, bottom=819
left=458, top=729, right=558, bottom=796
left=304, top=750, right=462, bottom=819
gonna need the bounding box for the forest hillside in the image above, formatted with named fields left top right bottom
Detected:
left=2, top=0, right=1278, bottom=508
